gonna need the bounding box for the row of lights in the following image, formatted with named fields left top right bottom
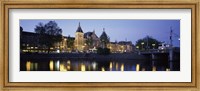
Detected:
left=136, top=42, right=156, bottom=49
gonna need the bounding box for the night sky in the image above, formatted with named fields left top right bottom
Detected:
left=20, top=19, right=180, bottom=47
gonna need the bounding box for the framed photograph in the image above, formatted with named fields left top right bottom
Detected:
left=1, top=0, right=199, bottom=91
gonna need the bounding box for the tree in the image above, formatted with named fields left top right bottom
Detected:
left=97, top=47, right=110, bottom=55
left=135, top=36, right=161, bottom=50
left=35, top=21, right=62, bottom=53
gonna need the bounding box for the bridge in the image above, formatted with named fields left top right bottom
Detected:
left=139, top=49, right=180, bottom=61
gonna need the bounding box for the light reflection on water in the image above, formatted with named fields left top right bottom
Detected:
left=81, top=63, right=86, bottom=71
left=136, top=64, right=140, bottom=71
left=26, top=61, right=31, bottom=71
left=49, top=60, right=54, bottom=71
left=101, top=67, right=105, bottom=71
left=120, top=63, right=124, bottom=71
left=21, top=59, right=180, bottom=71
left=26, top=61, right=38, bottom=71
left=152, top=66, right=156, bottom=71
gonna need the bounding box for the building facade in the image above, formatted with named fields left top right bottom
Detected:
left=74, top=22, right=85, bottom=52
left=20, top=23, right=134, bottom=53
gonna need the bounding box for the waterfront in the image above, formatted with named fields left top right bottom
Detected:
left=20, top=20, right=180, bottom=71
left=20, top=58, right=180, bottom=71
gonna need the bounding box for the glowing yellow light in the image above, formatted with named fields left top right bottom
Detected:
left=116, top=62, right=119, bottom=71
left=136, top=64, right=140, bottom=71
left=67, top=65, right=70, bottom=70
left=22, top=50, right=28, bottom=52
left=101, top=67, right=105, bottom=71
left=67, top=60, right=71, bottom=64
left=109, top=62, right=112, bottom=71
left=26, top=61, right=31, bottom=71
left=166, top=68, right=170, bottom=71
left=49, top=60, right=54, bottom=71
left=81, top=64, right=86, bottom=71
left=60, top=64, right=67, bottom=71
left=152, top=66, right=156, bottom=71
left=121, top=64, right=124, bottom=71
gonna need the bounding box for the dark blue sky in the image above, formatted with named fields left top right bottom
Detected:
left=20, top=19, right=180, bottom=47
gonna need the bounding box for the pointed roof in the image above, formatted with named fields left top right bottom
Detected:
left=84, top=32, right=93, bottom=38
left=100, top=28, right=109, bottom=40
left=76, top=22, right=83, bottom=33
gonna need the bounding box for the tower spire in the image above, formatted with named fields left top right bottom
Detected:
left=76, top=22, right=83, bottom=33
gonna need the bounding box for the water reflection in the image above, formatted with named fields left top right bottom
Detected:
left=26, top=61, right=38, bottom=71
left=49, top=60, right=54, bottom=71
left=55, top=60, right=60, bottom=71
left=109, top=62, right=112, bottom=71
left=152, top=66, right=156, bottom=71
left=101, top=67, right=105, bottom=71
left=141, top=68, right=145, bottom=71
left=166, top=68, right=170, bottom=71
left=81, top=64, right=86, bottom=71
left=60, top=64, right=67, bottom=71
left=116, top=62, right=119, bottom=71
left=120, top=64, right=124, bottom=71
left=136, top=64, right=140, bottom=71
left=22, top=59, right=179, bottom=71
left=26, top=61, right=31, bottom=71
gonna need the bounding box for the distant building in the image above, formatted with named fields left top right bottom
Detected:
left=107, top=41, right=133, bottom=53
left=21, top=31, right=40, bottom=53
left=84, top=30, right=100, bottom=52
left=21, top=31, right=75, bottom=53
left=20, top=22, right=134, bottom=53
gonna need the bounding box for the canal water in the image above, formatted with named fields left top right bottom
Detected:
left=20, top=59, right=180, bottom=71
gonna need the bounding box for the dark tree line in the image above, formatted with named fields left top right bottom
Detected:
left=135, top=36, right=161, bottom=50
left=34, top=21, right=62, bottom=53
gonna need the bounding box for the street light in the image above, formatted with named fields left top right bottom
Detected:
left=152, top=44, right=155, bottom=49
left=136, top=46, right=139, bottom=49
left=141, top=42, right=144, bottom=50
